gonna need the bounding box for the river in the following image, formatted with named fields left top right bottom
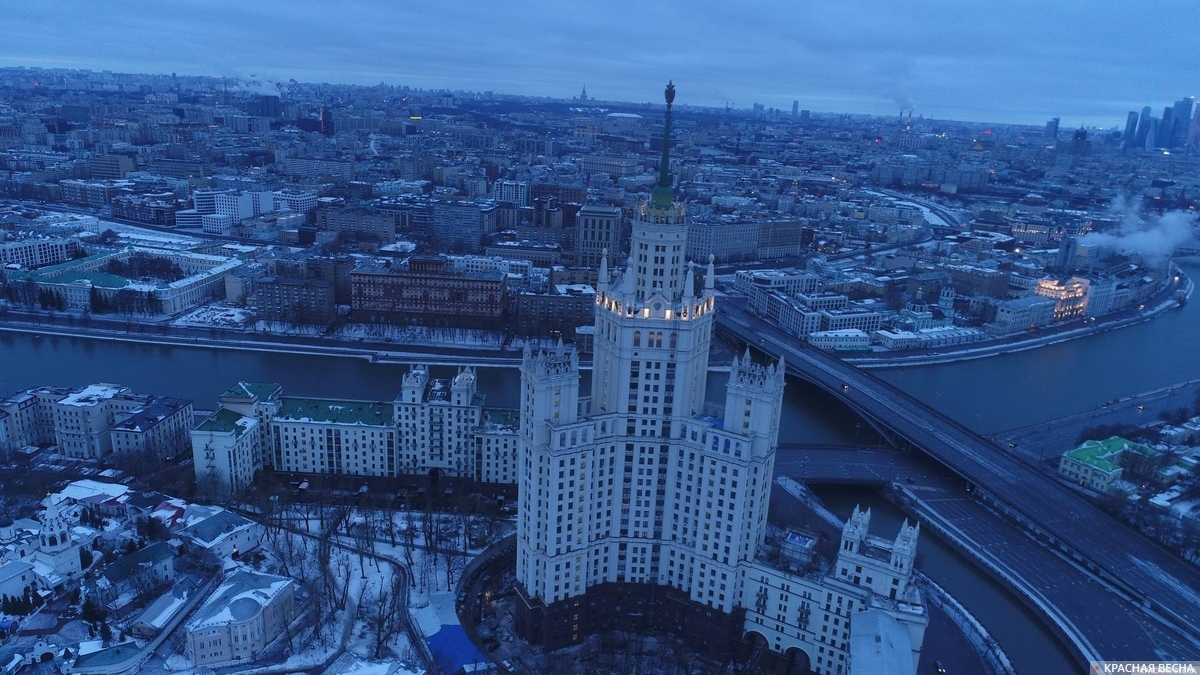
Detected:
left=877, top=261, right=1200, bottom=434
left=3, top=262, right=1199, bottom=669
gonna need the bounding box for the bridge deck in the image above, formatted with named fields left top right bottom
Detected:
left=721, top=305, right=1200, bottom=660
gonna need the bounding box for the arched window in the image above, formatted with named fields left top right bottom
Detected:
left=633, top=331, right=641, bottom=347
left=47, top=535, right=57, bottom=547
left=670, top=332, right=678, bottom=349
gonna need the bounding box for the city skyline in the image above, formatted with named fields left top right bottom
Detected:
left=4, top=0, right=1197, bottom=128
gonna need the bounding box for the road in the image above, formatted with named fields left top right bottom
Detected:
left=717, top=304, right=1200, bottom=661
left=775, top=445, right=928, bottom=485
left=774, top=446, right=1199, bottom=661
left=993, top=379, right=1200, bottom=462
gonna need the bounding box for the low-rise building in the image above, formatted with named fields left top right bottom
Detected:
left=1059, top=436, right=1160, bottom=493
left=807, top=329, right=871, bottom=351
left=92, top=542, right=174, bottom=611
left=187, top=570, right=295, bottom=668
left=0, top=561, right=36, bottom=600
left=177, top=508, right=263, bottom=559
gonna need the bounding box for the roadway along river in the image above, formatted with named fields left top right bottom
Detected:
left=2, top=261, right=1198, bottom=669
left=878, top=260, right=1200, bottom=435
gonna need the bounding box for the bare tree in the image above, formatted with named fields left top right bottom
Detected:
left=366, top=569, right=407, bottom=658
left=398, top=519, right=418, bottom=578
left=441, top=544, right=465, bottom=591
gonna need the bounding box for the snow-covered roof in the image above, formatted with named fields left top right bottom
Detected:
left=848, top=609, right=915, bottom=675
left=178, top=510, right=258, bottom=549
left=56, top=479, right=130, bottom=504
left=186, top=569, right=293, bottom=631
left=57, top=384, right=126, bottom=407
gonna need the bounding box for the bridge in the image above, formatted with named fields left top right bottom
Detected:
left=775, top=445, right=926, bottom=485
left=717, top=303, right=1200, bottom=660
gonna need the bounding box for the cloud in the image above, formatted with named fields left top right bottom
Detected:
left=0, top=0, right=1195, bottom=125
left=878, top=59, right=916, bottom=113
left=1079, top=196, right=1197, bottom=266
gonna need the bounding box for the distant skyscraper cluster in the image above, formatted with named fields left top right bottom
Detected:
left=1119, top=96, right=1198, bottom=153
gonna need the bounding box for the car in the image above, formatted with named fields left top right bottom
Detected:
left=936, top=660, right=947, bottom=674
left=904, top=477, right=915, bottom=484
left=501, top=660, right=516, bottom=672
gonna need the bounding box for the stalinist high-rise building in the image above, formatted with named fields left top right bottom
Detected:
left=515, top=84, right=928, bottom=674
left=515, top=80, right=786, bottom=651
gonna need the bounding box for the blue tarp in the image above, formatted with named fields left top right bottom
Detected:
left=427, top=625, right=487, bottom=674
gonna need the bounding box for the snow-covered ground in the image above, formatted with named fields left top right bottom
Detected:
left=379, top=241, right=418, bottom=254
left=173, top=303, right=254, bottom=328
left=331, top=323, right=507, bottom=349
left=94, top=222, right=205, bottom=250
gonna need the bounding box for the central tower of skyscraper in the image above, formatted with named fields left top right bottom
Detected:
left=515, top=83, right=785, bottom=654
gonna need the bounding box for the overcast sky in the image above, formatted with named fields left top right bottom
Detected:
left=4, top=1, right=1197, bottom=127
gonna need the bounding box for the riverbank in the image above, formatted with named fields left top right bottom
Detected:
left=0, top=311, right=740, bottom=372
left=846, top=267, right=1192, bottom=369
left=1, top=263, right=1187, bottom=374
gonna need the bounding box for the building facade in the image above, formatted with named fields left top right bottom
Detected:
left=513, top=87, right=925, bottom=673
left=574, top=203, right=622, bottom=268
left=205, top=375, right=516, bottom=485
left=350, top=256, right=507, bottom=327
left=255, top=276, right=336, bottom=324
left=187, top=570, right=295, bottom=668
left=0, top=237, right=81, bottom=269
left=109, top=397, right=194, bottom=461
left=191, top=409, right=261, bottom=498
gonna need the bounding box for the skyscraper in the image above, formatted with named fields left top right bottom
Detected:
left=1044, top=117, right=1059, bottom=140
left=514, top=84, right=927, bottom=671
left=1144, top=117, right=1160, bottom=151
left=1189, top=108, right=1200, bottom=155
left=1171, top=96, right=1195, bottom=147
left=1135, top=106, right=1153, bottom=148
left=1162, top=106, right=1175, bottom=146
left=516, top=80, right=781, bottom=649
left=1123, top=111, right=1140, bottom=150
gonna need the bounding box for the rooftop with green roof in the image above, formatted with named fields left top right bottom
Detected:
left=195, top=408, right=256, bottom=436
left=276, top=397, right=393, bottom=426
left=50, top=270, right=132, bottom=289
left=1065, top=436, right=1159, bottom=474
left=220, top=381, right=282, bottom=402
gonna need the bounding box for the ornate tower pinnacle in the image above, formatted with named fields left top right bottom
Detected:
left=651, top=81, right=676, bottom=209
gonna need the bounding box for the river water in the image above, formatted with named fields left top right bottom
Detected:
left=4, top=261, right=1198, bottom=669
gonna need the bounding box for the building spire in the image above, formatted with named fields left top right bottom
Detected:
left=651, top=81, right=676, bottom=208
left=598, top=247, right=609, bottom=292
